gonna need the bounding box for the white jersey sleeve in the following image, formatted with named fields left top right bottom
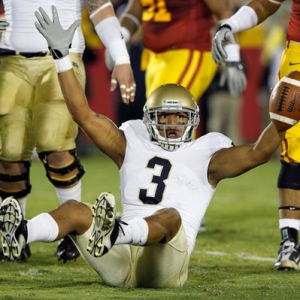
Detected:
left=119, top=120, right=233, bottom=254
left=1, top=0, right=85, bottom=52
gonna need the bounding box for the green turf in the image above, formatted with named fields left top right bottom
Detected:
left=1, top=153, right=299, bottom=299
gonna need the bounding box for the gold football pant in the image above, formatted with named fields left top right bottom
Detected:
left=0, top=53, right=85, bottom=161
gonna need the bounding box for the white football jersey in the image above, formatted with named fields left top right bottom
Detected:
left=1, top=0, right=85, bottom=52
left=119, top=120, right=233, bottom=254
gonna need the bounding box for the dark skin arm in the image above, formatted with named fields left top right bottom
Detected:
left=208, top=123, right=286, bottom=187
left=119, top=0, right=143, bottom=36
left=204, top=0, right=236, bottom=21
left=246, top=0, right=285, bottom=23
left=204, top=0, right=240, bottom=41
left=58, top=70, right=126, bottom=169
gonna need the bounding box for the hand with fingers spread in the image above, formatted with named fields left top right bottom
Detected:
left=110, top=64, right=136, bottom=104
left=0, top=19, right=10, bottom=31
left=34, top=5, right=80, bottom=59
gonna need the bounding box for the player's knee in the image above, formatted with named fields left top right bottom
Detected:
left=35, top=114, right=77, bottom=151
left=168, top=208, right=182, bottom=231
left=152, top=207, right=181, bottom=241
left=166, top=207, right=181, bottom=222
left=1, top=141, right=27, bottom=161
left=0, top=161, right=32, bottom=199
left=153, top=207, right=179, bottom=217
left=38, top=150, right=85, bottom=188
left=59, top=200, right=92, bottom=233
left=61, top=199, right=82, bottom=210
left=277, top=160, right=300, bottom=190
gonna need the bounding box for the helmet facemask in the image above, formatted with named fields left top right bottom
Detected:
left=143, top=84, right=200, bottom=151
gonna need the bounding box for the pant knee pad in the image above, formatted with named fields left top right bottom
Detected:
left=38, top=149, right=85, bottom=187
left=0, top=161, right=32, bottom=199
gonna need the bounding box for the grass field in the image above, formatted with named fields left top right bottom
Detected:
left=1, top=152, right=300, bottom=299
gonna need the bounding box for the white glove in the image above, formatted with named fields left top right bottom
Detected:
left=34, top=5, right=81, bottom=59
left=220, top=62, right=247, bottom=97
left=212, top=26, right=236, bottom=64
left=0, top=19, right=9, bottom=31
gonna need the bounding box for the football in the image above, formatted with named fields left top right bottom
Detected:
left=269, top=70, right=300, bottom=131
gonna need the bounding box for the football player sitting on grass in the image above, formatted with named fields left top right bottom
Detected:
left=1, top=6, right=300, bottom=288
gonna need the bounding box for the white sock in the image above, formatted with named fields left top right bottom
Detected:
left=115, top=218, right=149, bottom=246
left=18, top=197, right=27, bottom=218
left=27, top=213, right=59, bottom=243
left=55, top=180, right=81, bottom=204
left=279, top=218, right=300, bottom=230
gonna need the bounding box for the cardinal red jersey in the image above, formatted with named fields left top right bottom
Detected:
left=287, top=0, right=300, bottom=42
left=140, top=0, right=215, bottom=53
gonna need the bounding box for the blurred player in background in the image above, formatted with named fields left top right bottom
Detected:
left=0, top=0, right=134, bottom=262
left=211, top=0, right=300, bottom=270
left=106, top=0, right=247, bottom=106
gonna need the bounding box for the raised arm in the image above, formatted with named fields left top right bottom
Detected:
left=104, top=0, right=142, bottom=77
left=208, top=122, right=285, bottom=187
left=212, top=0, right=284, bottom=64
left=35, top=5, right=126, bottom=168
left=247, top=0, right=283, bottom=23
left=204, top=0, right=246, bottom=97
left=85, top=0, right=136, bottom=104
left=208, top=68, right=300, bottom=186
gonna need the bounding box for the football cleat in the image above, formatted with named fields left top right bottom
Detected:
left=20, top=244, right=31, bottom=261
left=0, top=244, right=31, bottom=262
left=56, top=235, right=80, bottom=263
left=274, top=238, right=300, bottom=270
left=87, top=192, right=124, bottom=257
left=0, top=196, right=28, bottom=261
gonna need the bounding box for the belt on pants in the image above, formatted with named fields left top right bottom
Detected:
left=0, top=48, right=50, bottom=58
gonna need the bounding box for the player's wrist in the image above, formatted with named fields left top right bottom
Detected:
left=115, top=56, right=130, bottom=65
left=217, top=24, right=232, bottom=32
left=54, top=55, right=72, bottom=73
left=94, top=16, right=130, bottom=63
left=121, top=26, right=131, bottom=43
left=224, top=44, right=241, bottom=62
left=221, top=6, right=258, bottom=33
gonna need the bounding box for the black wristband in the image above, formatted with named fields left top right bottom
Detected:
left=217, top=24, right=233, bottom=33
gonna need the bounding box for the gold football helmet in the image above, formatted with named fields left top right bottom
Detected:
left=143, top=84, right=200, bottom=151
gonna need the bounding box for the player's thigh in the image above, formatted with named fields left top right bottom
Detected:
left=281, top=123, right=300, bottom=163
left=0, top=56, right=35, bottom=160
left=279, top=42, right=300, bottom=162
left=71, top=203, right=132, bottom=287
left=279, top=41, right=300, bottom=79
left=145, top=49, right=217, bottom=100
left=33, top=54, right=86, bottom=152
left=134, top=224, right=189, bottom=288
